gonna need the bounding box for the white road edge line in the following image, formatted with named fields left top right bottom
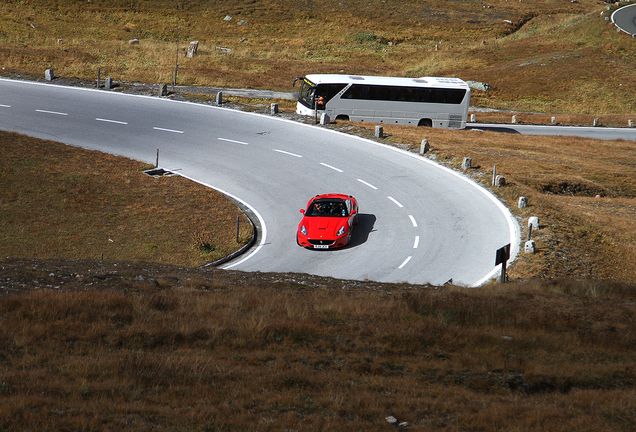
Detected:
left=219, top=137, right=249, bottom=145
left=398, top=256, right=412, bottom=269
left=388, top=196, right=403, bottom=208
left=357, top=179, right=378, bottom=190
left=274, top=149, right=303, bottom=158
left=36, top=109, right=68, bottom=116
left=320, top=162, right=343, bottom=172
left=167, top=171, right=267, bottom=269
left=96, top=118, right=128, bottom=125
left=413, top=236, right=420, bottom=249
left=153, top=126, right=184, bottom=134
left=408, top=215, right=418, bottom=227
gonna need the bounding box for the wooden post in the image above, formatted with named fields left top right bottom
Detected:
left=173, top=25, right=180, bottom=89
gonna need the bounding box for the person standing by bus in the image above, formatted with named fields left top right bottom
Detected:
left=316, top=95, right=325, bottom=110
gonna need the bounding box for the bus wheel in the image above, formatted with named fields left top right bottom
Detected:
left=335, top=115, right=350, bottom=121
left=417, top=119, right=433, bottom=127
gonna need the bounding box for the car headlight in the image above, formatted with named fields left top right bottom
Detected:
left=337, top=226, right=345, bottom=236
left=301, top=225, right=307, bottom=235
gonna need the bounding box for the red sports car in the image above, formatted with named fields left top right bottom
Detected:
left=297, top=193, right=359, bottom=249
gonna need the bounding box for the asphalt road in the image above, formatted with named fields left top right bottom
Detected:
left=468, top=123, right=636, bottom=141
left=0, top=78, right=519, bottom=286
left=612, top=3, right=636, bottom=36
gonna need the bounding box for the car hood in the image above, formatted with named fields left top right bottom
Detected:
left=301, top=217, right=347, bottom=237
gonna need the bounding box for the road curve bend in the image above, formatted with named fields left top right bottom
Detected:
left=612, top=3, right=636, bottom=36
left=0, top=78, right=519, bottom=286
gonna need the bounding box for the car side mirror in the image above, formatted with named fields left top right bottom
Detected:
left=300, top=209, right=305, bottom=214
left=350, top=209, right=356, bottom=215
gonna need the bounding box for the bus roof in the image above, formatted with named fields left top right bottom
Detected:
left=304, top=74, right=469, bottom=89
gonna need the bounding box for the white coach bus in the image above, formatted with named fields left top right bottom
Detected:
left=294, top=74, right=470, bottom=129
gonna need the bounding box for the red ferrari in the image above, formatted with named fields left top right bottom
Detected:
left=297, top=193, right=359, bottom=249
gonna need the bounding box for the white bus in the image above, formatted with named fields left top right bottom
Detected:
left=294, top=74, right=470, bottom=129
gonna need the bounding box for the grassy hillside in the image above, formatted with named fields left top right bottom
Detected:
left=1, top=258, right=635, bottom=431
left=1, top=0, right=635, bottom=114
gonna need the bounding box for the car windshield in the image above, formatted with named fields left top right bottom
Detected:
left=305, top=199, right=348, bottom=217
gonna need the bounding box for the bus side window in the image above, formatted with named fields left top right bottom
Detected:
left=343, top=85, right=364, bottom=99
left=449, top=89, right=466, bottom=104
left=418, top=89, right=432, bottom=103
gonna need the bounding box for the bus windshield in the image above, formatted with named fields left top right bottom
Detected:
left=298, top=78, right=316, bottom=109
left=297, top=78, right=348, bottom=109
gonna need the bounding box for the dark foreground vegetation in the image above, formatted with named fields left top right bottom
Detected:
left=1, top=257, right=635, bottom=431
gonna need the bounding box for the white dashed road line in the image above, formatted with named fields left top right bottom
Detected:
left=218, top=137, right=249, bottom=145
left=153, top=126, right=184, bottom=134
left=0, top=104, right=11, bottom=108
left=387, top=196, right=403, bottom=208
left=357, top=179, right=377, bottom=190
left=413, top=236, right=420, bottom=249
left=408, top=215, right=418, bottom=227
left=320, top=163, right=343, bottom=172
left=398, top=256, right=412, bottom=269
left=36, top=109, right=67, bottom=116
left=274, top=149, right=303, bottom=158
left=96, top=118, right=128, bottom=125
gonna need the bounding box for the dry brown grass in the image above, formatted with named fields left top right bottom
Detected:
left=1, top=0, right=634, bottom=115
left=1, top=258, right=635, bottom=431
left=0, top=131, right=253, bottom=265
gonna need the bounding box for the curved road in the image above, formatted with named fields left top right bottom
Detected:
left=612, top=3, right=636, bottom=36
left=0, top=78, right=519, bottom=286
left=468, top=123, right=636, bottom=141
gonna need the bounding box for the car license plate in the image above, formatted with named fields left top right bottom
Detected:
left=313, top=245, right=329, bottom=249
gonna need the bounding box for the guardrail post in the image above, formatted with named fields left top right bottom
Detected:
left=524, top=223, right=535, bottom=253
left=375, top=125, right=383, bottom=138
left=420, top=139, right=429, bottom=155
